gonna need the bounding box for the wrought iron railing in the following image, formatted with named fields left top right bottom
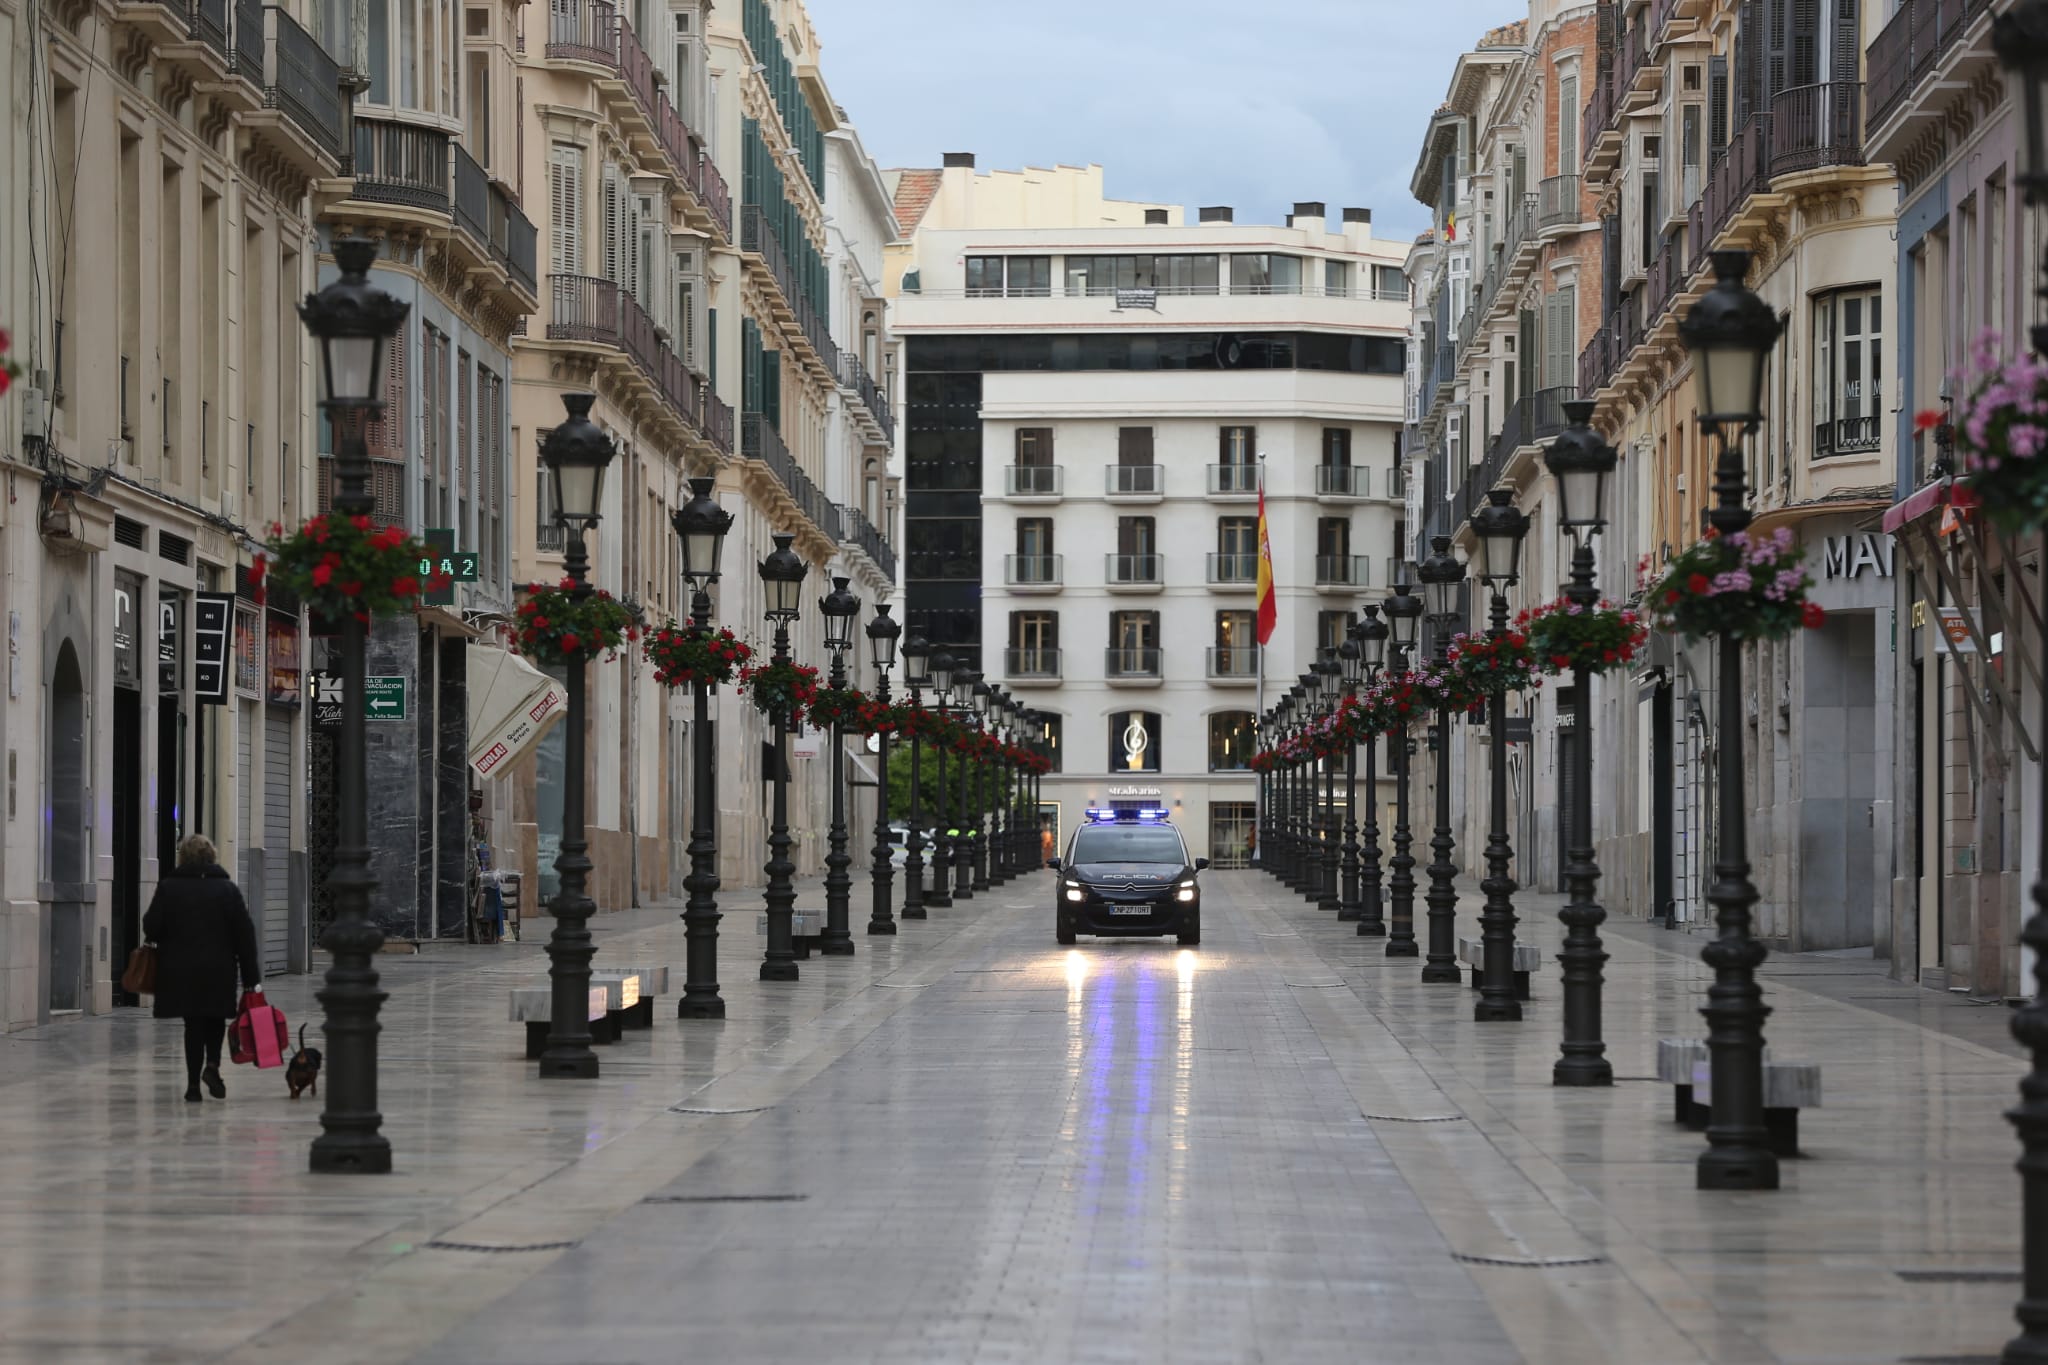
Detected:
left=1815, top=415, right=1883, bottom=458
left=548, top=275, right=707, bottom=442
left=837, top=503, right=896, bottom=581
left=453, top=142, right=491, bottom=247
left=835, top=351, right=893, bottom=441
left=191, top=0, right=229, bottom=57
left=232, top=0, right=264, bottom=76
left=352, top=117, right=451, bottom=209
left=267, top=6, right=345, bottom=163
left=740, top=413, right=832, bottom=536
left=1690, top=113, right=1773, bottom=276
left=1768, top=82, right=1865, bottom=178
left=1537, top=174, right=1582, bottom=232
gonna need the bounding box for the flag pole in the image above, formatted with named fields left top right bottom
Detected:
left=1254, top=453, right=1268, bottom=863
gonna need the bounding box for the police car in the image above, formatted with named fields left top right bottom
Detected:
left=1046, top=808, right=1206, bottom=947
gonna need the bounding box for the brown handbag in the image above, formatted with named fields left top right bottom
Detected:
left=121, top=944, right=157, bottom=995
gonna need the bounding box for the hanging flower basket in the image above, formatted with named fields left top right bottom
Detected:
left=739, top=657, right=820, bottom=719
left=805, top=683, right=872, bottom=733
left=256, top=513, right=440, bottom=622
left=644, top=622, right=752, bottom=688
left=1521, top=598, right=1650, bottom=677
left=1446, top=629, right=1540, bottom=698
left=1952, top=331, right=2048, bottom=531
left=514, top=579, right=638, bottom=665
left=1644, top=527, right=1822, bottom=642
left=0, top=327, right=23, bottom=397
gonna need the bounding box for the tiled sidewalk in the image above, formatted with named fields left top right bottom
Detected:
left=0, top=868, right=2025, bottom=1364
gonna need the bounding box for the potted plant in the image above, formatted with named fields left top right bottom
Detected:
left=643, top=622, right=752, bottom=688
left=1521, top=598, right=1650, bottom=677
left=254, top=513, right=441, bottom=622
left=513, top=579, right=639, bottom=665
left=1950, top=329, right=2048, bottom=530
left=1643, top=527, right=1824, bottom=641
left=738, top=657, right=821, bottom=719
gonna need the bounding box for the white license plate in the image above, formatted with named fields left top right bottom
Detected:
left=1108, top=905, right=1152, bottom=915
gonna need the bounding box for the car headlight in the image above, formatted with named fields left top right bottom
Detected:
left=1176, top=884, right=1197, bottom=902
left=1064, top=885, right=1085, bottom=903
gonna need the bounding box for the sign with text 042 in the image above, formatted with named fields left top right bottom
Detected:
left=421, top=529, right=481, bottom=607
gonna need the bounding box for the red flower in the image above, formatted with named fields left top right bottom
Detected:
left=1664, top=589, right=1680, bottom=606
left=1686, top=573, right=1711, bottom=595
left=1914, top=408, right=1945, bottom=433
left=248, top=557, right=268, bottom=583
left=252, top=587, right=266, bottom=606
left=392, top=576, right=419, bottom=596
left=1601, top=650, right=1617, bottom=663
left=533, top=615, right=549, bottom=629
left=560, top=577, right=576, bottom=591
left=1551, top=655, right=1571, bottom=669
left=351, top=515, right=372, bottom=532
left=375, top=526, right=405, bottom=551
left=1802, top=601, right=1827, bottom=629
left=311, top=563, right=333, bottom=587
left=562, top=633, right=581, bottom=653
left=340, top=581, right=362, bottom=600
left=322, top=550, right=342, bottom=569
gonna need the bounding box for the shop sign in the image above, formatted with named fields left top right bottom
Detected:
left=113, top=571, right=144, bottom=689
left=194, top=593, right=234, bottom=704
left=267, top=614, right=301, bottom=706
left=1933, top=607, right=1978, bottom=654
left=311, top=671, right=344, bottom=728
left=1820, top=533, right=1894, bottom=581
left=158, top=592, right=181, bottom=692
left=1107, top=784, right=1161, bottom=797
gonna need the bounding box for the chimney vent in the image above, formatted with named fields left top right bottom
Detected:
left=1144, top=208, right=1169, bottom=225
left=942, top=152, right=976, bottom=169
left=1198, top=206, right=1233, bottom=224
left=1343, top=207, right=1373, bottom=225
left=1292, top=201, right=1327, bottom=219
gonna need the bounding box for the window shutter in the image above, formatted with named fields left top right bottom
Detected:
left=1709, top=55, right=1728, bottom=150
left=601, top=164, right=620, bottom=284
left=549, top=146, right=581, bottom=276
left=1829, top=0, right=1858, bottom=87
left=1791, top=0, right=1820, bottom=87
left=1558, top=75, right=1578, bottom=175
left=1764, top=0, right=1788, bottom=106
left=367, top=322, right=407, bottom=462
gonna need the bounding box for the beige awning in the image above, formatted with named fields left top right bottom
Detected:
left=466, top=644, right=567, bottom=780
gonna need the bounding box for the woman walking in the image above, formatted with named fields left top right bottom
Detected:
left=143, top=835, right=260, bottom=1103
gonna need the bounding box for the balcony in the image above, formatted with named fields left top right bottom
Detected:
left=1004, top=554, right=1063, bottom=590
left=1815, top=415, right=1883, bottom=459
left=1207, top=463, right=1258, bottom=497
left=740, top=413, right=836, bottom=543
left=837, top=503, right=896, bottom=582
left=551, top=275, right=719, bottom=450
left=1315, top=465, right=1368, bottom=499
left=228, top=5, right=344, bottom=184
left=835, top=351, right=894, bottom=443
left=1537, top=174, right=1583, bottom=234
left=1004, top=648, right=1062, bottom=682
left=1207, top=646, right=1260, bottom=683
left=536, top=524, right=568, bottom=555
left=1768, top=82, right=1865, bottom=180
left=1866, top=0, right=1999, bottom=156
left=338, top=118, right=540, bottom=308
left=1314, top=554, right=1371, bottom=589
left=1106, top=464, right=1164, bottom=500
left=1105, top=648, right=1163, bottom=684
left=352, top=118, right=450, bottom=211
left=546, top=0, right=727, bottom=239
left=1206, top=552, right=1258, bottom=586
left=1106, top=554, right=1164, bottom=590
left=1578, top=323, right=1618, bottom=398
left=741, top=206, right=835, bottom=376
left=1645, top=231, right=1684, bottom=327
left=1690, top=113, right=1778, bottom=276
left=1004, top=464, right=1063, bottom=498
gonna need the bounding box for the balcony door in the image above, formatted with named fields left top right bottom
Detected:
left=1110, top=610, right=1159, bottom=676
left=1009, top=610, right=1058, bottom=677
left=1018, top=517, right=1054, bottom=558
left=1217, top=516, right=1255, bottom=582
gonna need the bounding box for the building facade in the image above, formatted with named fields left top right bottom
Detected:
left=888, top=159, right=1409, bottom=861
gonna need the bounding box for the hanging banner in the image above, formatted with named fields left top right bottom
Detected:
left=267, top=614, right=301, bottom=706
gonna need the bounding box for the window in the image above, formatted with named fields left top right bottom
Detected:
left=549, top=144, right=582, bottom=275
left=1324, top=259, right=1351, bottom=295
left=1219, top=425, right=1255, bottom=466
left=1116, top=516, right=1157, bottom=557
left=1217, top=516, right=1257, bottom=556
left=1322, top=427, right=1352, bottom=467
left=1209, top=802, right=1255, bottom=868
left=1558, top=72, right=1579, bottom=174
left=1108, top=710, right=1162, bottom=772
left=1543, top=287, right=1576, bottom=391
left=906, top=517, right=981, bottom=579
left=1064, top=254, right=1218, bottom=296
left=1214, top=610, right=1257, bottom=676
left=1230, top=254, right=1302, bottom=295
left=1813, top=286, right=1882, bottom=457
left=1209, top=711, right=1256, bottom=771
left=1109, top=610, right=1159, bottom=667
left=1316, top=517, right=1350, bottom=557
left=1317, top=610, right=1349, bottom=651
left=969, top=256, right=1050, bottom=297
left=1117, top=427, right=1154, bottom=465
left=1017, top=517, right=1054, bottom=557
left=965, top=256, right=1005, bottom=298
left=1378, top=264, right=1408, bottom=301
left=1015, top=427, right=1053, bottom=465
left=1038, top=713, right=1064, bottom=772
left=1008, top=610, right=1059, bottom=676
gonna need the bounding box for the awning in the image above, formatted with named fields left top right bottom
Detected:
left=466, top=644, right=567, bottom=781
left=1882, top=477, right=1977, bottom=535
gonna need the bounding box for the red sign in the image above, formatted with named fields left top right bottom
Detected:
left=267, top=615, right=302, bottom=705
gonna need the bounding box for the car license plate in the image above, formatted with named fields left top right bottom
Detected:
left=1109, top=905, right=1151, bottom=915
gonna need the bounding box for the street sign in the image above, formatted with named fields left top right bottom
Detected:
left=311, top=670, right=344, bottom=728
left=1504, top=717, right=1534, bottom=744
left=421, top=529, right=481, bottom=607
left=364, top=675, right=408, bottom=720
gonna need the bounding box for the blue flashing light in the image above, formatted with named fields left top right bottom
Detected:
left=1085, top=806, right=1170, bottom=823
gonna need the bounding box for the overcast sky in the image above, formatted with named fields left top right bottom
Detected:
left=804, top=0, right=1519, bottom=242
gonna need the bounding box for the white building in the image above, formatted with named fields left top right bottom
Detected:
left=887, top=160, right=1410, bottom=861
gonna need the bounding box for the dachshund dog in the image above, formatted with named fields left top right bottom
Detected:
left=285, top=1023, right=323, bottom=1099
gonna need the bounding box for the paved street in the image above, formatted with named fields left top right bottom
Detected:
left=0, top=872, right=2021, bottom=1364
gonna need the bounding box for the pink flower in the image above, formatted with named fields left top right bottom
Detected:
left=2011, top=423, right=2048, bottom=459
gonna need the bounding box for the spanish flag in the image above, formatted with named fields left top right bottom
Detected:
left=1255, top=469, right=1277, bottom=645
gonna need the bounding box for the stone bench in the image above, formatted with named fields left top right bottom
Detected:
left=756, top=909, right=825, bottom=958
left=610, top=964, right=670, bottom=1028
left=1455, top=935, right=1540, bottom=1000
left=1656, top=1037, right=1821, bottom=1156
left=509, top=985, right=610, bottom=1060
left=589, top=971, right=643, bottom=1038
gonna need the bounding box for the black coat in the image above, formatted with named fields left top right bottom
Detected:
left=142, top=864, right=260, bottom=1020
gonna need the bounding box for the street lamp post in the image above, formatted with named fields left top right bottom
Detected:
left=1417, top=536, right=1467, bottom=984
left=1383, top=584, right=1422, bottom=958
left=1314, top=653, right=1343, bottom=912
left=925, top=651, right=956, bottom=909
left=672, top=477, right=734, bottom=1018
left=818, top=576, right=862, bottom=957
left=1469, top=487, right=1531, bottom=1023
left=1298, top=672, right=1322, bottom=903
left=1357, top=606, right=1390, bottom=937
left=952, top=670, right=980, bottom=902
left=1289, top=684, right=1308, bottom=889
left=900, top=635, right=932, bottom=919
left=866, top=606, right=901, bottom=936
left=1994, top=16, right=2048, bottom=1348
left=1680, top=248, right=1784, bottom=1190
left=300, top=239, right=407, bottom=1173
left=757, top=532, right=809, bottom=982
left=1546, top=402, right=1618, bottom=1084
left=971, top=678, right=993, bottom=892
left=1337, top=630, right=1364, bottom=921
left=537, top=392, right=619, bottom=1077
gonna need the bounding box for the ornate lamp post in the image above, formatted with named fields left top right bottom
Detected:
left=1993, top=17, right=2048, bottom=1347
left=1416, top=536, right=1467, bottom=984
left=1336, top=629, right=1365, bottom=921
left=536, top=393, right=618, bottom=1077
left=1296, top=672, right=1321, bottom=902
left=865, top=605, right=901, bottom=936
left=924, top=650, right=956, bottom=909
left=1546, top=403, right=1618, bottom=1084
left=673, top=477, right=734, bottom=1017
left=1382, top=584, right=1422, bottom=957
left=1680, top=248, right=1783, bottom=1189
left=952, top=669, right=981, bottom=902
left=970, top=677, right=994, bottom=892
left=1469, top=487, right=1532, bottom=1023
left=1357, top=606, right=1390, bottom=937
left=301, top=239, right=407, bottom=1172
left=817, top=576, right=862, bottom=957
left=757, top=532, right=809, bottom=982
left=899, top=634, right=932, bottom=919
left=1314, top=652, right=1344, bottom=912
left=1288, top=683, right=1308, bottom=888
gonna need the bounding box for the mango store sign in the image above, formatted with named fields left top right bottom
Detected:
left=1819, top=533, right=1893, bottom=581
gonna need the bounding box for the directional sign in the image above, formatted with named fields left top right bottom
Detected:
left=364, top=675, right=408, bottom=721
left=421, top=529, right=481, bottom=607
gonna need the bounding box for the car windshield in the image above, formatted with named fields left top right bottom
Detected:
left=1070, top=826, right=1186, bottom=865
